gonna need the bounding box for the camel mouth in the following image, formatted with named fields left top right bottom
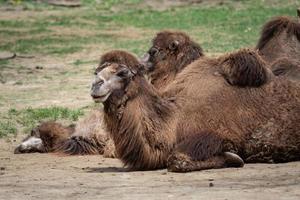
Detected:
left=140, top=61, right=154, bottom=72
left=139, top=53, right=154, bottom=72
left=91, top=93, right=110, bottom=103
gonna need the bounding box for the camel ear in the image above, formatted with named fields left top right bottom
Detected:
left=169, top=40, right=179, bottom=51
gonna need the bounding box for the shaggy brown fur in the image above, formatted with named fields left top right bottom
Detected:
left=96, top=49, right=300, bottom=172
left=221, top=50, right=270, bottom=87
left=256, top=14, right=300, bottom=81
left=54, top=110, right=113, bottom=156
left=100, top=50, right=142, bottom=70
left=141, top=30, right=204, bottom=89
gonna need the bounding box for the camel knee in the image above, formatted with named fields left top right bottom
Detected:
left=167, top=153, right=194, bottom=173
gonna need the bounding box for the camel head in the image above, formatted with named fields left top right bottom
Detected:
left=14, top=127, right=44, bottom=154
left=91, top=62, right=136, bottom=103
left=14, top=121, right=75, bottom=154
left=140, top=31, right=203, bottom=74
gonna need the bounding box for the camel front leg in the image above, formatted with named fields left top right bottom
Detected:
left=167, top=131, right=244, bottom=172
left=167, top=152, right=244, bottom=172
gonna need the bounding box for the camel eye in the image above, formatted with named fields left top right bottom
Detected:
left=169, top=40, right=179, bottom=51
left=116, top=69, right=130, bottom=78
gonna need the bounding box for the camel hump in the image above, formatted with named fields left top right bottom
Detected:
left=221, top=49, right=269, bottom=87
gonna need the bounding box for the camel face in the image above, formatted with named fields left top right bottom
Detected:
left=141, top=45, right=167, bottom=72
left=141, top=31, right=199, bottom=73
left=141, top=33, right=180, bottom=72
left=91, top=62, right=134, bottom=103
left=140, top=31, right=203, bottom=89
left=14, top=129, right=44, bottom=154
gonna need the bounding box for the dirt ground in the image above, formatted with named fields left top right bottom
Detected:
left=0, top=139, right=299, bottom=200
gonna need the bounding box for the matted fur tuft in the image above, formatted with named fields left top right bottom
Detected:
left=220, top=49, right=269, bottom=87
left=256, top=16, right=300, bottom=50
left=54, top=110, right=114, bottom=156
left=99, top=50, right=141, bottom=71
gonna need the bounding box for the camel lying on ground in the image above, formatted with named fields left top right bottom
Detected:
left=91, top=49, right=300, bottom=172
left=14, top=121, right=74, bottom=153
left=256, top=10, right=300, bottom=82
left=14, top=31, right=205, bottom=156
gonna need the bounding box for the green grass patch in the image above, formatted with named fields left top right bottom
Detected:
left=0, top=33, right=117, bottom=55
left=0, top=121, right=17, bottom=138
left=105, top=5, right=296, bottom=52
left=1, top=1, right=298, bottom=55
left=112, top=38, right=150, bottom=55
left=0, top=106, right=84, bottom=137
left=0, top=59, right=9, bottom=66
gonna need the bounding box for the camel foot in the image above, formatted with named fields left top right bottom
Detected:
left=224, top=152, right=244, bottom=167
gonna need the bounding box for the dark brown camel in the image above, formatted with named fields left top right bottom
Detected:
left=256, top=11, right=300, bottom=82
left=141, top=30, right=204, bottom=89
left=91, top=49, right=300, bottom=172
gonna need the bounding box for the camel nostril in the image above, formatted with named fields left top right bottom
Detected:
left=149, top=48, right=158, bottom=56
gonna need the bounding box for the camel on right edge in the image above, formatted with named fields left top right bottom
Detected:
left=92, top=49, right=300, bottom=172
left=256, top=9, right=300, bottom=82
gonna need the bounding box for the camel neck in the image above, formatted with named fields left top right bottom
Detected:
left=103, top=76, right=176, bottom=170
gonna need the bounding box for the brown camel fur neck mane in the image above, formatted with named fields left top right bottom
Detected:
left=103, top=73, right=177, bottom=169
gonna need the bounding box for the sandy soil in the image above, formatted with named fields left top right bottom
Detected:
left=0, top=139, right=299, bottom=200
